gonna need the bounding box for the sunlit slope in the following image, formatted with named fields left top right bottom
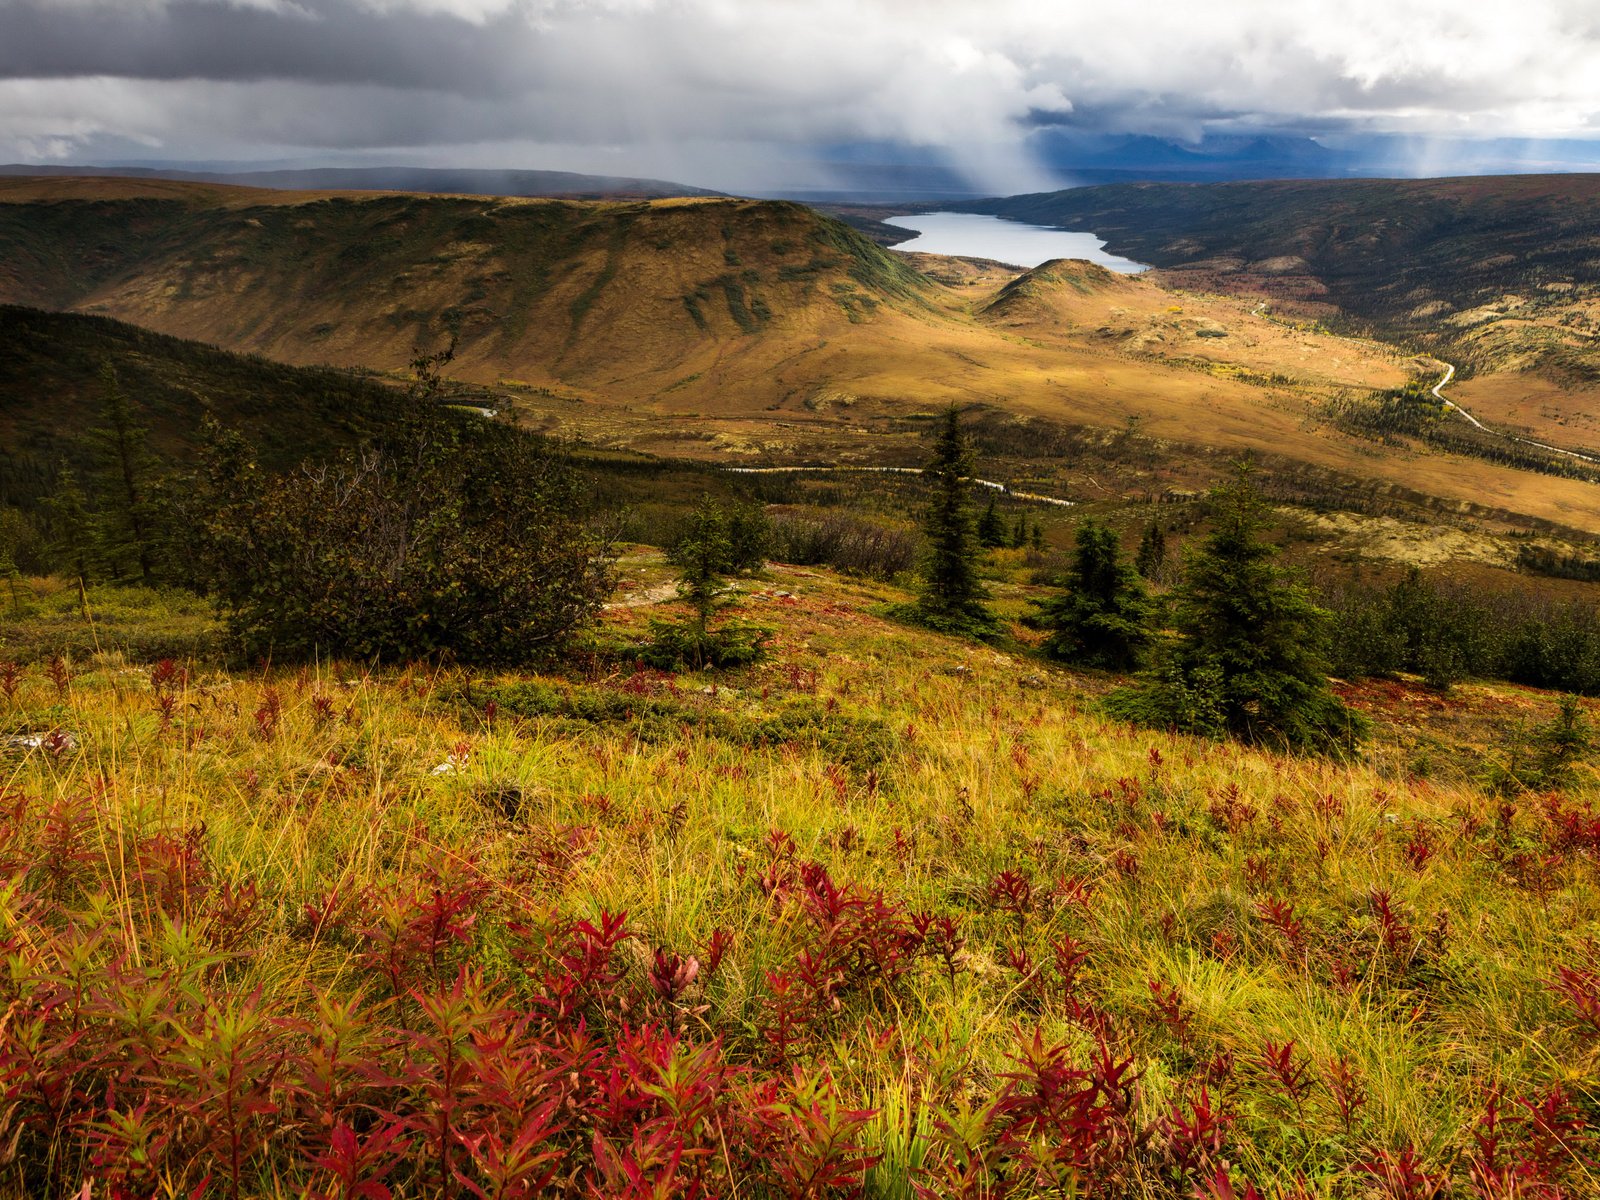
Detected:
left=0, top=177, right=931, bottom=390
left=4, top=176, right=1600, bottom=532
left=982, top=259, right=1411, bottom=391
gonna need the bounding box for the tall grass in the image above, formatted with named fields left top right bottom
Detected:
left=0, top=567, right=1595, bottom=1196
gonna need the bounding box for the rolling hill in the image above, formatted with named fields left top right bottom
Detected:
left=959, top=176, right=1600, bottom=433
left=4, top=175, right=1600, bottom=536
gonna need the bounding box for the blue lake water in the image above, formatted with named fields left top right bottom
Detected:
left=884, top=211, right=1149, bottom=273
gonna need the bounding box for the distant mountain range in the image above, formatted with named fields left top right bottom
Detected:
left=0, top=164, right=722, bottom=200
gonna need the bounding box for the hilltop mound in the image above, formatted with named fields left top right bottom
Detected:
left=0, top=179, right=929, bottom=391
left=981, top=258, right=1143, bottom=326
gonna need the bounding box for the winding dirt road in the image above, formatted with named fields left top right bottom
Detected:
left=1248, top=301, right=1600, bottom=469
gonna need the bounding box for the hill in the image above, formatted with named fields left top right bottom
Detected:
left=0, top=304, right=408, bottom=510
left=0, top=175, right=931, bottom=387
left=0, top=550, right=1597, bottom=1196
left=6, top=175, right=1600, bottom=537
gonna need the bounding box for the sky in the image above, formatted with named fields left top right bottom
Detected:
left=4, top=0, right=1600, bottom=194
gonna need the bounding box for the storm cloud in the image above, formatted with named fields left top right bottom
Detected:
left=3, top=0, right=1599, bottom=191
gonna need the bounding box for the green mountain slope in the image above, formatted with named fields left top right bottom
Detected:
left=0, top=304, right=404, bottom=508
left=0, top=177, right=930, bottom=393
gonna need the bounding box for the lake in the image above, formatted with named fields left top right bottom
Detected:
left=884, top=211, right=1149, bottom=273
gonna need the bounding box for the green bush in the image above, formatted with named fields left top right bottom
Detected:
left=191, top=355, right=611, bottom=664
left=637, top=619, right=771, bottom=671
left=473, top=682, right=896, bottom=769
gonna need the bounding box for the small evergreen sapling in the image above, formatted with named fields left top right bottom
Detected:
left=1036, top=519, right=1154, bottom=671
left=903, top=408, right=998, bottom=639
left=644, top=498, right=772, bottom=669
left=1135, top=518, right=1168, bottom=581
left=976, top=496, right=1007, bottom=548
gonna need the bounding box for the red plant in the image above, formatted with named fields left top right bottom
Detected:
left=1402, top=823, right=1435, bottom=871
left=1550, top=954, right=1600, bottom=1035
left=1148, top=978, right=1192, bottom=1045
left=1255, top=1040, right=1313, bottom=1122
left=703, top=928, right=733, bottom=980
left=1192, top=1165, right=1264, bottom=1200
left=254, top=687, right=283, bottom=740
left=913, top=912, right=965, bottom=991
left=744, top=1069, right=880, bottom=1199
left=1160, top=1087, right=1229, bottom=1182
left=648, top=949, right=700, bottom=1004
left=46, top=655, right=71, bottom=699
left=1255, top=898, right=1308, bottom=963
left=0, top=660, right=20, bottom=702
left=1357, top=1144, right=1448, bottom=1200
left=1325, top=1054, right=1366, bottom=1133
left=1369, top=889, right=1414, bottom=958
left=304, top=1121, right=410, bottom=1200
left=985, top=869, right=1033, bottom=927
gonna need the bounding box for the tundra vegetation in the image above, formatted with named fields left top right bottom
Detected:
left=3, top=426, right=1600, bottom=1198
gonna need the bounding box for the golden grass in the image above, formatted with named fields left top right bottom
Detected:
left=3, top=559, right=1597, bottom=1194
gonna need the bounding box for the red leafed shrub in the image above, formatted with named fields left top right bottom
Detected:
left=917, top=1029, right=1141, bottom=1199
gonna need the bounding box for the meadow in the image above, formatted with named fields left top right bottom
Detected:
left=0, top=555, right=1596, bottom=1198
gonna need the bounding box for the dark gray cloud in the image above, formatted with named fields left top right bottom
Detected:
left=2, top=0, right=1598, bottom=192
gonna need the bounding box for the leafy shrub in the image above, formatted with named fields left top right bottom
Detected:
left=638, top=619, right=771, bottom=670
left=190, top=356, right=611, bottom=664
left=473, top=680, right=897, bottom=768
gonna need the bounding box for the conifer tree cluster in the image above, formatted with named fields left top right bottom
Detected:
left=1036, top=520, right=1153, bottom=671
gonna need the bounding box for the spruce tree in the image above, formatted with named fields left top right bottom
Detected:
left=910, top=408, right=996, bottom=637
left=1036, top=519, right=1153, bottom=670
left=1009, top=514, right=1028, bottom=549
left=1135, top=518, right=1167, bottom=581
left=670, top=499, right=737, bottom=639
left=1110, top=466, right=1364, bottom=751
left=42, top=466, right=94, bottom=583
left=642, top=498, right=770, bottom=669
left=976, top=496, right=1006, bottom=548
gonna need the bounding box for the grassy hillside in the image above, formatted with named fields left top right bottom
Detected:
left=0, top=305, right=406, bottom=509
left=0, top=176, right=929, bottom=386
left=0, top=553, right=1597, bottom=1196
